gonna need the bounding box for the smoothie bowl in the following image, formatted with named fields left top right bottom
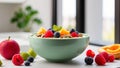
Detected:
left=29, top=25, right=89, bottom=62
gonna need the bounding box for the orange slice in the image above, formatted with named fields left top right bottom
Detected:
left=98, top=44, right=120, bottom=59
left=37, top=27, right=46, bottom=35
left=59, top=28, right=70, bottom=36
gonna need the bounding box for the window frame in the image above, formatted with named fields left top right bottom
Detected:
left=52, top=0, right=85, bottom=32
left=52, top=0, right=120, bottom=45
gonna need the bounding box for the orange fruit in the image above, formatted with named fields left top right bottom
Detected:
left=37, top=27, right=46, bottom=35
left=59, top=28, right=70, bottom=36
left=98, top=44, right=120, bottom=59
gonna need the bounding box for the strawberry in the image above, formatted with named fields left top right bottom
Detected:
left=86, top=49, right=95, bottom=58
left=44, top=30, right=54, bottom=38
left=99, top=52, right=109, bottom=62
left=71, top=32, right=79, bottom=37
left=108, top=54, right=115, bottom=62
left=95, top=54, right=106, bottom=65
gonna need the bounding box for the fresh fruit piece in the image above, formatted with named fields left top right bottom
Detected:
left=44, top=30, right=54, bottom=38
left=54, top=32, right=60, bottom=38
left=85, top=57, right=93, bottom=65
left=59, top=28, right=70, bottom=36
left=27, top=48, right=37, bottom=58
left=0, top=36, right=20, bottom=60
left=70, top=28, right=75, bottom=33
left=20, top=52, right=30, bottom=61
left=108, top=54, right=115, bottom=62
left=37, top=27, right=46, bottom=35
left=86, top=49, right=95, bottom=58
left=95, top=54, right=106, bottom=65
left=99, top=52, right=109, bottom=62
left=53, top=25, right=62, bottom=31
left=98, top=44, right=120, bottom=59
left=0, top=60, right=2, bottom=66
left=71, top=32, right=79, bottom=37
left=27, top=56, right=34, bottom=63
left=24, top=61, right=30, bottom=66
left=12, top=54, right=24, bottom=66
left=48, top=28, right=55, bottom=33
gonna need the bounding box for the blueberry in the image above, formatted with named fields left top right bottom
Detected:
left=48, top=28, right=55, bottom=33
left=54, top=32, right=60, bottom=38
left=27, top=57, right=34, bottom=63
left=85, top=57, right=93, bottom=65
left=24, top=61, right=30, bottom=66
left=70, top=28, right=75, bottom=33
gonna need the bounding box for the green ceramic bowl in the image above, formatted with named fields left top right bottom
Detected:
left=29, top=34, right=89, bottom=62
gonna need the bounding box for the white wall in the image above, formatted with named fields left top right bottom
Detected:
left=0, top=0, right=52, bottom=32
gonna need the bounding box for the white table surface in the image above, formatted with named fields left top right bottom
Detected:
left=0, top=32, right=120, bottom=68
left=1, top=45, right=120, bottom=68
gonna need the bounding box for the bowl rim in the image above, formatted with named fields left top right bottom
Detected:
left=29, top=33, right=89, bottom=40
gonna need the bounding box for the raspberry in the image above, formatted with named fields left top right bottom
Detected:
left=95, top=54, right=106, bottom=65
left=85, top=57, right=93, bottom=65
left=86, top=49, right=95, bottom=58
left=99, top=52, right=109, bottom=62
left=71, top=32, right=79, bottom=37
left=44, top=30, right=54, bottom=38
left=12, top=54, right=24, bottom=66
left=108, top=54, right=115, bottom=62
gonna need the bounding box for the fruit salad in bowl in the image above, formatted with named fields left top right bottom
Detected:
left=29, top=25, right=89, bottom=62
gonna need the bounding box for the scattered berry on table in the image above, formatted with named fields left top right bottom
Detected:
left=71, top=32, right=79, bottom=37
left=27, top=56, right=34, bottom=63
left=27, top=48, right=37, bottom=58
left=95, top=54, right=106, bottom=65
left=0, top=60, right=2, bottom=66
left=20, top=52, right=30, bottom=61
left=108, top=54, right=115, bottom=62
left=12, top=54, right=24, bottom=66
left=86, top=49, right=95, bottom=58
left=70, top=28, right=75, bottom=33
left=54, top=32, right=60, bottom=38
left=44, top=30, right=54, bottom=38
left=99, top=52, right=109, bottom=62
left=85, top=57, right=93, bottom=65
left=24, top=61, right=30, bottom=66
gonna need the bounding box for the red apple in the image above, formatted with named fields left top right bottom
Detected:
left=0, top=36, right=20, bottom=60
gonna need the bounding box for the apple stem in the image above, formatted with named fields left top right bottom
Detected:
left=8, top=36, right=11, bottom=40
